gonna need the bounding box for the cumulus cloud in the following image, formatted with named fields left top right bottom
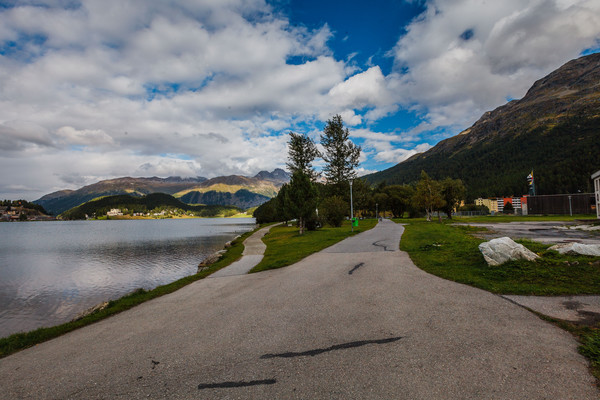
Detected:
left=55, top=126, right=115, bottom=146
left=389, top=0, right=600, bottom=132
left=1, top=0, right=599, bottom=199
left=0, top=0, right=350, bottom=198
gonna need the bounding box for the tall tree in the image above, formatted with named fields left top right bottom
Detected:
left=286, top=132, right=320, bottom=180
left=440, top=178, right=466, bottom=219
left=287, top=171, right=318, bottom=235
left=320, top=115, right=361, bottom=195
left=412, top=170, right=445, bottom=221
left=384, top=185, right=414, bottom=218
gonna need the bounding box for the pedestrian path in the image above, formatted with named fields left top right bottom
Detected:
left=2, top=220, right=597, bottom=399
left=209, top=223, right=278, bottom=278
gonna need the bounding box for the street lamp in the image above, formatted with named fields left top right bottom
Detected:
left=568, top=195, right=573, bottom=216
left=376, top=203, right=378, bottom=220
left=350, top=179, right=354, bottom=232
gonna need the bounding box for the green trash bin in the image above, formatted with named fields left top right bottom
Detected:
left=352, top=218, right=358, bottom=227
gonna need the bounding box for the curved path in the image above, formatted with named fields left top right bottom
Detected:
left=209, top=223, right=277, bottom=278
left=1, top=220, right=598, bottom=399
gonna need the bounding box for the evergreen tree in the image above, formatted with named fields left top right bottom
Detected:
left=320, top=195, right=348, bottom=227
left=287, top=171, right=318, bottom=235
left=286, top=132, right=321, bottom=180
left=440, top=178, right=466, bottom=219
left=320, top=115, right=361, bottom=196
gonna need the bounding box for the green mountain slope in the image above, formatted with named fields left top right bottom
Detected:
left=35, top=169, right=290, bottom=215
left=60, top=193, right=239, bottom=220
left=180, top=189, right=270, bottom=209
left=365, top=53, right=600, bottom=199
left=35, top=176, right=207, bottom=215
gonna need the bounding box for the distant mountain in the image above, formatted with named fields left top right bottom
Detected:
left=253, top=168, right=290, bottom=184
left=179, top=189, right=270, bottom=209
left=60, top=193, right=239, bottom=220
left=365, top=52, right=600, bottom=199
left=173, top=171, right=289, bottom=209
left=35, top=170, right=290, bottom=215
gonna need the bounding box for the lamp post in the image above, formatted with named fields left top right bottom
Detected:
left=350, top=179, right=354, bottom=232
left=376, top=203, right=378, bottom=220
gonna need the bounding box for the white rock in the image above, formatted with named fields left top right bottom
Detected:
left=478, top=237, right=539, bottom=266
left=548, top=243, right=600, bottom=256
left=577, top=225, right=600, bottom=231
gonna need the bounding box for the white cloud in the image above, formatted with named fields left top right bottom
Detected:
left=55, top=126, right=115, bottom=146
left=1, top=0, right=599, bottom=200
left=390, top=0, right=600, bottom=132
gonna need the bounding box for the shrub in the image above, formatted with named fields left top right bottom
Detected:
left=320, top=196, right=348, bottom=227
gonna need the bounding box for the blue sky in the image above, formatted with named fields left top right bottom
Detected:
left=0, top=0, right=599, bottom=200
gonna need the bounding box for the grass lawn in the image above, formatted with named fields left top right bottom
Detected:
left=0, top=228, right=256, bottom=359
left=399, top=218, right=600, bottom=379
left=250, top=219, right=378, bottom=273
left=400, top=220, right=600, bottom=295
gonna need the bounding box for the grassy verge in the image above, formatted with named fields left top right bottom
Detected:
left=0, top=228, right=256, bottom=359
left=250, top=219, right=378, bottom=273
left=400, top=221, right=600, bottom=295
left=400, top=219, right=600, bottom=380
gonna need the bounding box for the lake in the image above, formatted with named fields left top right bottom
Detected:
left=0, top=218, right=256, bottom=338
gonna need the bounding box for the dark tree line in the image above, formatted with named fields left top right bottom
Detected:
left=365, top=116, right=600, bottom=200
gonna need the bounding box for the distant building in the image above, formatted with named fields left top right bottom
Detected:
left=475, top=196, right=528, bottom=215
left=475, top=198, right=496, bottom=213
left=107, top=208, right=123, bottom=216
left=593, top=170, right=600, bottom=219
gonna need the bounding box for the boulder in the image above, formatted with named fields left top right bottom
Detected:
left=197, top=250, right=227, bottom=272
left=71, top=301, right=109, bottom=322
left=478, top=237, right=539, bottom=266
left=548, top=243, right=600, bottom=257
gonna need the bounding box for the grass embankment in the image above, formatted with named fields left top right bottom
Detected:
left=0, top=228, right=256, bottom=359
left=400, top=218, right=600, bottom=379
left=400, top=221, right=600, bottom=295
left=250, top=219, right=378, bottom=273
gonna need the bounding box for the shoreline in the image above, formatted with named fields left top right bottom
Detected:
left=0, top=224, right=259, bottom=357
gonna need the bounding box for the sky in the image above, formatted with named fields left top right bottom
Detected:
left=1, top=0, right=600, bottom=200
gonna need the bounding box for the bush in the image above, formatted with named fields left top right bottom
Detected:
left=320, top=196, right=348, bottom=227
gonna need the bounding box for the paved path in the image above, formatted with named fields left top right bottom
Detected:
left=209, top=223, right=277, bottom=278
left=504, top=294, right=600, bottom=325
left=1, top=220, right=598, bottom=399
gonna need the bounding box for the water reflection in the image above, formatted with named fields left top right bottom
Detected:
left=0, top=218, right=255, bottom=337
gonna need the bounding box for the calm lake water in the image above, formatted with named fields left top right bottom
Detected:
left=0, top=218, right=255, bottom=338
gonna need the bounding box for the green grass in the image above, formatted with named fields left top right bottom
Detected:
left=400, top=219, right=600, bottom=381
left=0, top=228, right=256, bottom=359
left=250, top=219, right=378, bottom=273
left=580, top=329, right=600, bottom=380
left=400, top=221, right=600, bottom=295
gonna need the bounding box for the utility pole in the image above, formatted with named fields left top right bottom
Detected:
left=350, top=179, right=354, bottom=232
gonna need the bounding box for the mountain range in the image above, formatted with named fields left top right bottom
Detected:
left=35, top=169, right=290, bottom=215
left=365, top=52, right=600, bottom=200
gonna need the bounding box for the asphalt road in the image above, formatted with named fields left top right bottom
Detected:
left=1, top=220, right=598, bottom=399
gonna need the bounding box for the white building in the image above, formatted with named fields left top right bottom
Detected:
left=593, top=170, right=600, bottom=219
left=107, top=208, right=123, bottom=216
